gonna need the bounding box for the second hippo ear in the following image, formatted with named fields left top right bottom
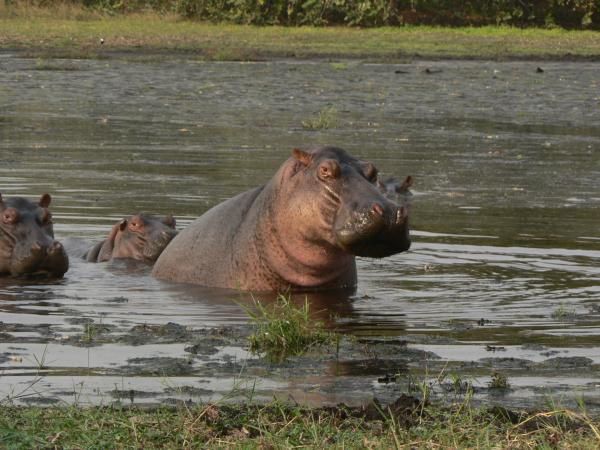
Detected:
left=105, top=219, right=126, bottom=243
left=39, top=193, right=52, bottom=208
left=163, top=215, right=176, bottom=229
left=292, top=148, right=313, bottom=167
left=396, top=176, right=414, bottom=193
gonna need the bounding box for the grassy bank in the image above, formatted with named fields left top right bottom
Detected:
left=1, top=399, right=599, bottom=448
left=1, top=5, right=599, bottom=60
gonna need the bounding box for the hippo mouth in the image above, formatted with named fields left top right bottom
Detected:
left=9, top=241, right=69, bottom=278
left=141, top=230, right=178, bottom=262
left=336, top=206, right=410, bottom=258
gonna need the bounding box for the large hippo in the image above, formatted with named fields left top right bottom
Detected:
left=84, top=214, right=177, bottom=263
left=0, top=193, right=69, bottom=278
left=153, top=146, right=411, bottom=291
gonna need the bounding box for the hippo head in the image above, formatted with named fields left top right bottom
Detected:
left=100, top=214, right=178, bottom=263
left=0, top=193, right=69, bottom=278
left=276, top=146, right=411, bottom=260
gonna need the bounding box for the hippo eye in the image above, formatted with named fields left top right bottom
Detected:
left=2, top=209, right=19, bottom=225
left=318, top=160, right=340, bottom=181
left=128, top=220, right=143, bottom=232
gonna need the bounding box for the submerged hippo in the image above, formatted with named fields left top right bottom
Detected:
left=84, top=214, right=177, bottom=263
left=0, top=193, right=69, bottom=278
left=377, top=175, right=413, bottom=203
left=153, top=146, right=411, bottom=291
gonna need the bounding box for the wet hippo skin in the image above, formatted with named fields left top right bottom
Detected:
left=85, top=214, right=177, bottom=263
left=0, top=193, right=69, bottom=278
left=153, top=146, right=411, bottom=292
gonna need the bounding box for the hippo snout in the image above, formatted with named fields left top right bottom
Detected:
left=49, top=241, right=63, bottom=253
left=45, top=241, right=69, bottom=276
left=30, top=241, right=45, bottom=255
left=370, top=201, right=409, bottom=225
left=161, top=230, right=177, bottom=241
left=31, top=240, right=63, bottom=255
left=12, top=240, right=69, bottom=277
left=335, top=201, right=410, bottom=258
left=141, top=228, right=178, bottom=262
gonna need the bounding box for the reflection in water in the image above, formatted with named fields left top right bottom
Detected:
left=0, top=54, right=599, bottom=408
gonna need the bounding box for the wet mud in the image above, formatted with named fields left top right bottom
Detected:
left=1, top=52, right=599, bottom=410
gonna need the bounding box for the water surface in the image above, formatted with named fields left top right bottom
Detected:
left=1, top=54, right=599, bottom=409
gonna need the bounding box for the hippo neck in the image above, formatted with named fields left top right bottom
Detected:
left=253, top=182, right=356, bottom=290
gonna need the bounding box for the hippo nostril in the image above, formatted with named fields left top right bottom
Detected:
left=49, top=241, right=63, bottom=254
left=396, top=207, right=407, bottom=224
left=371, top=202, right=384, bottom=217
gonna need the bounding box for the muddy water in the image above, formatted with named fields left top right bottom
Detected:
left=1, top=53, right=599, bottom=409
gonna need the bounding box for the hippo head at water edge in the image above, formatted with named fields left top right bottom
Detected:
left=273, top=146, right=412, bottom=260
left=85, top=213, right=178, bottom=263
left=0, top=193, right=69, bottom=278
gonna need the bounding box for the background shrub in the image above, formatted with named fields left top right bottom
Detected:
left=8, top=0, right=600, bottom=28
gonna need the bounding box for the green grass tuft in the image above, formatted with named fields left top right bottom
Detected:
left=489, top=371, right=511, bottom=389
left=245, top=294, right=337, bottom=362
left=551, top=302, right=577, bottom=320
left=302, top=106, right=338, bottom=130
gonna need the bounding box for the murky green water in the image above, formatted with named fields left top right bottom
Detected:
left=1, top=53, right=599, bottom=409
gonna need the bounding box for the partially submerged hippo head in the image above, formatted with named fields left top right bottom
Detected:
left=278, top=147, right=411, bottom=259
left=86, top=214, right=177, bottom=263
left=0, top=193, right=69, bottom=278
left=377, top=176, right=414, bottom=203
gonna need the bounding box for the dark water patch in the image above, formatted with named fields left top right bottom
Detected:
left=109, top=389, right=161, bottom=400
left=124, top=357, right=196, bottom=377
left=163, top=385, right=213, bottom=397
left=19, top=396, right=61, bottom=405
left=535, top=356, right=594, bottom=370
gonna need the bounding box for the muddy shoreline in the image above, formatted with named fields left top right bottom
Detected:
left=3, top=314, right=600, bottom=411
left=5, top=47, right=600, bottom=63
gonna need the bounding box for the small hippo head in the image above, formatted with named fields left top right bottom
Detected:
left=0, top=193, right=69, bottom=278
left=97, top=214, right=178, bottom=263
left=377, top=176, right=414, bottom=204
left=276, top=146, right=411, bottom=259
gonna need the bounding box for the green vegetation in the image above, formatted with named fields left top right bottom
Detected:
left=302, top=106, right=339, bottom=130
left=1, top=399, right=600, bottom=448
left=245, top=294, right=337, bottom=362
left=488, top=371, right=511, bottom=389
left=1, top=3, right=600, bottom=60
left=551, top=302, right=578, bottom=320
left=5, top=0, right=600, bottom=29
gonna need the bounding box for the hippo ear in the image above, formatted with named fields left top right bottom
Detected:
left=396, top=176, right=414, bottom=193
left=104, top=220, right=126, bottom=244
left=39, top=193, right=52, bottom=208
left=163, top=215, right=176, bottom=229
left=292, top=148, right=313, bottom=167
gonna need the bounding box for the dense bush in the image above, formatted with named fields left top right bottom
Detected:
left=11, top=0, right=600, bottom=28
left=175, top=0, right=600, bottom=28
